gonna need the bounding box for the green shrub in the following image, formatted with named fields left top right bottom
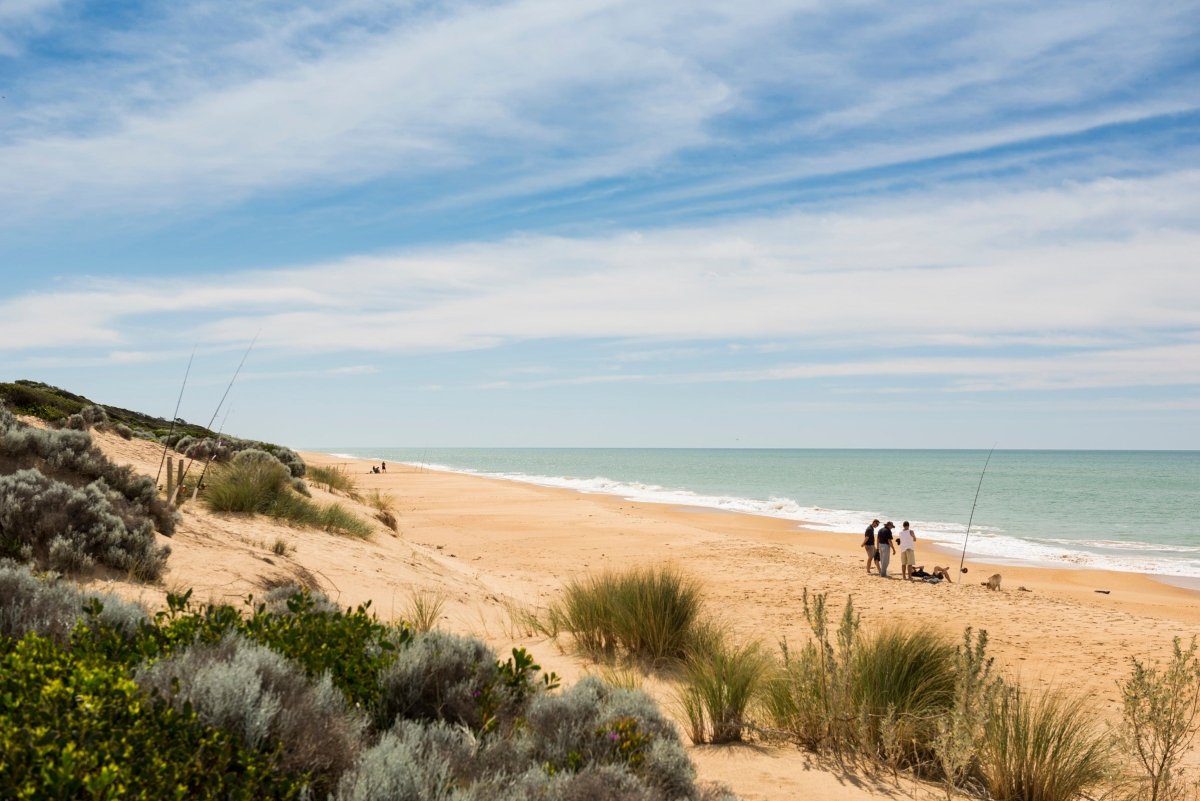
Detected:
left=113, top=422, right=134, bottom=439
left=0, top=406, right=175, bottom=536
left=549, top=565, right=703, bottom=664
left=318, top=503, right=373, bottom=538
left=136, top=633, right=367, bottom=796
left=0, top=560, right=148, bottom=644
left=1119, top=636, right=1200, bottom=801
left=0, top=469, right=171, bottom=580
left=982, top=686, right=1113, bottom=801
left=0, top=633, right=305, bottom=799
left=680, top=634, right=771, bottom=744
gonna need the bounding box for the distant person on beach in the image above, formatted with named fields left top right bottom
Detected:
left=877, top=521, right=896, bottom=577
left=381, top=461, right=387, bottom=472
left=899, top=521, right=917, bottom=580
left=863, top=519, right=879, bottom=574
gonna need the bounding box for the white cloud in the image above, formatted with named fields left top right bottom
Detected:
left=2, top=171, right=1198, bottom=404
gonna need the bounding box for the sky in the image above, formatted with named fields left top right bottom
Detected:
left=1, top=0, right=1198, bottom=449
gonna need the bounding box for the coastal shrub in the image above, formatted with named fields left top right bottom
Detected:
left=522, top=676, right=698, bottom=800
left=935, top=628, right=1002, bottom=794
left=113, top=422, right=134, bottom=439
left=0, top=560, right=148, bottom=644
left=549, top=565, right=704, bottom=664
left=366, top=489, right=398, bottom=530
left=375, top=630, right=507, bottom=730
left=1119, top=636, right=1200, bottom=801
left=0, top=469, right=170, bottom=580
left=982, top=685, right=1113, bottom=801
left=291, top=476, right=311, bottom=496
left=335, top=719, right=479, bottom=801
left=137, top=633, right=368, bottom=795
left=308, top=464, right=357, bottom=495
left=80, top=404, right=109, bottom=427
left=64, top=412, right=88, bottom=430
left=232, top=447, right=284, bottom=469
left=680, top=635, right=772, bottom=744
left=0, top=633, right=304, bottom=800
left=261, top=582, right=340, bottom=616
left=0, top=408, right=175, bottom=536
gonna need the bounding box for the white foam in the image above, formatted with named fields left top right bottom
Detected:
left=397, top=460, right=1200, bottom=579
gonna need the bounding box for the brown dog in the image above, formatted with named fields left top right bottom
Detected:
left=981, top=573, right=1002, bottom=591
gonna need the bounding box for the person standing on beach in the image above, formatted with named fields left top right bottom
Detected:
left=876, top=521, right=896, bottom=577
left=899, top=521, right=917, bottom=580
left=863, top=519, right=879, bottom=574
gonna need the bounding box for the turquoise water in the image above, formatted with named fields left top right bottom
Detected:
left=331, top=448, right=1200, bottom=577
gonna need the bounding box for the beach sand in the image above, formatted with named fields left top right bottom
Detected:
left=79, top=430, right=1200, bottom=801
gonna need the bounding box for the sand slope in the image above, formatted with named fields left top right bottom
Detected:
left=77, top=431, right=1200, bottom=800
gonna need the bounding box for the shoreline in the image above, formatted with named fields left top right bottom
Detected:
left=328, top=451, right=1200, bottom=596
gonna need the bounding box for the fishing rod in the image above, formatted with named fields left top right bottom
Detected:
left=958, top=444, right=997, bottom=576
left=192, top=405, right=232, bottom=501
left=176, top=332, right=260, bottom=498
left=155, top=345, right=196, bottom=487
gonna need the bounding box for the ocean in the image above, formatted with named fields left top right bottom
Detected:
left=329, top=448, right=1200, bottom=579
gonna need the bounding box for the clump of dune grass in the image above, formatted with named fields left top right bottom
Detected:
left=402, top=589, right=447, bottom=633
left=364, top=490, right=398, bottom=531
left=307, top=465, right=357, bottom=496
left=982, top=685, right=1114, bottom=801
left=760, top=590, right=963, bottom=777
left=680, top=631, right=772, bottom=744
left=204, top=460, right=372, bottom=538
left=547, top=565, right=703, bottom=665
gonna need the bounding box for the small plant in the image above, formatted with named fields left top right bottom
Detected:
left=307, top=465, right=357, bottom=496
left=935, top=627, right=1001, bottom=797
left=982, top=685, right=1114, bottom=801
left=680, top=633, right=771, bottom=744
left=548, top=565, right=703, bottom=665
left=1119, top=636, right=1200, bottom=801
left=404, top=588, right=448, bottom=633
left=272, top=538, right=289, bottom=556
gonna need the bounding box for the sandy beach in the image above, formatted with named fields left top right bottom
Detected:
left=80, top=430, right=1200, bottom=801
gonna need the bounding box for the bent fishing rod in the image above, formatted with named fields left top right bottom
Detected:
left=958, top=444, right=997, bottom=577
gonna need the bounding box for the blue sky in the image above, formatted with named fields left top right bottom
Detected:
left=2, top=0, right=1198, bottom=449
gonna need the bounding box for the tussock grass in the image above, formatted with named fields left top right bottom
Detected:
left=680, top=633, right=771, bottom=744
left=364, top=489, right=396, bottom=513
left=548, top=565, right=703, bottom=665
left=982, top=686, right=1114, bottom=801
left=308, top=465, right=357, bottom=496
left=205, top=461, right=372, bottom=538
left=402, top=589, right=447, bottom=633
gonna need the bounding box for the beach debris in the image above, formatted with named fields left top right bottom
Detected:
left=1018, top=585, right=1031, bottom=592
left=1094, top=589, right=1111, bottom=594
left=982, top=573, right=1002, bottom=591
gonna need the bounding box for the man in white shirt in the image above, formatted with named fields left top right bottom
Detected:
left=898, top=521, right=917, bottom=580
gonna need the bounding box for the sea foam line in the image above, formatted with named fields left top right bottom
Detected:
left=386, top=459, right=1200, bottom=579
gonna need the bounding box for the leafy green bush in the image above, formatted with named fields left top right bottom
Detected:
left=982, top=686, right=1113, bottom=801
left=0, top=632, right=305, bottom=800
left=549, top=565, right=704, bottom=664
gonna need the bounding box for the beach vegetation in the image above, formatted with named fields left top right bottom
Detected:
left=547, top=565, right=704, bottom=665
left=365, top=488, right=399, bottom=530
left=680, top=633, right=771, bottom=744
left=403, top=587, right=448, bottom=632
left=981, top=685, right=1114, bottom=801
left=307, top=463, right=358, bottom=495
left=203, top=459, right=372, bottom=538
left=1119, top=636, right=1200, bottom=801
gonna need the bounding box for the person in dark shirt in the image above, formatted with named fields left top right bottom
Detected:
left=862, top=519, right=880, bottom=574
left=876, top=521, right=897, bottom=577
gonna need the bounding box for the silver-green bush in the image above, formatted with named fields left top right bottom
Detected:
left=0, top=560, right=148, bottom=644
left=137, top=633, right=367, bottom=795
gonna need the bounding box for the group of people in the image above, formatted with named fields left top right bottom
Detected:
left=370, top=461, right=387, bottom=474
left=862, top=519, right=949, bottom=582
